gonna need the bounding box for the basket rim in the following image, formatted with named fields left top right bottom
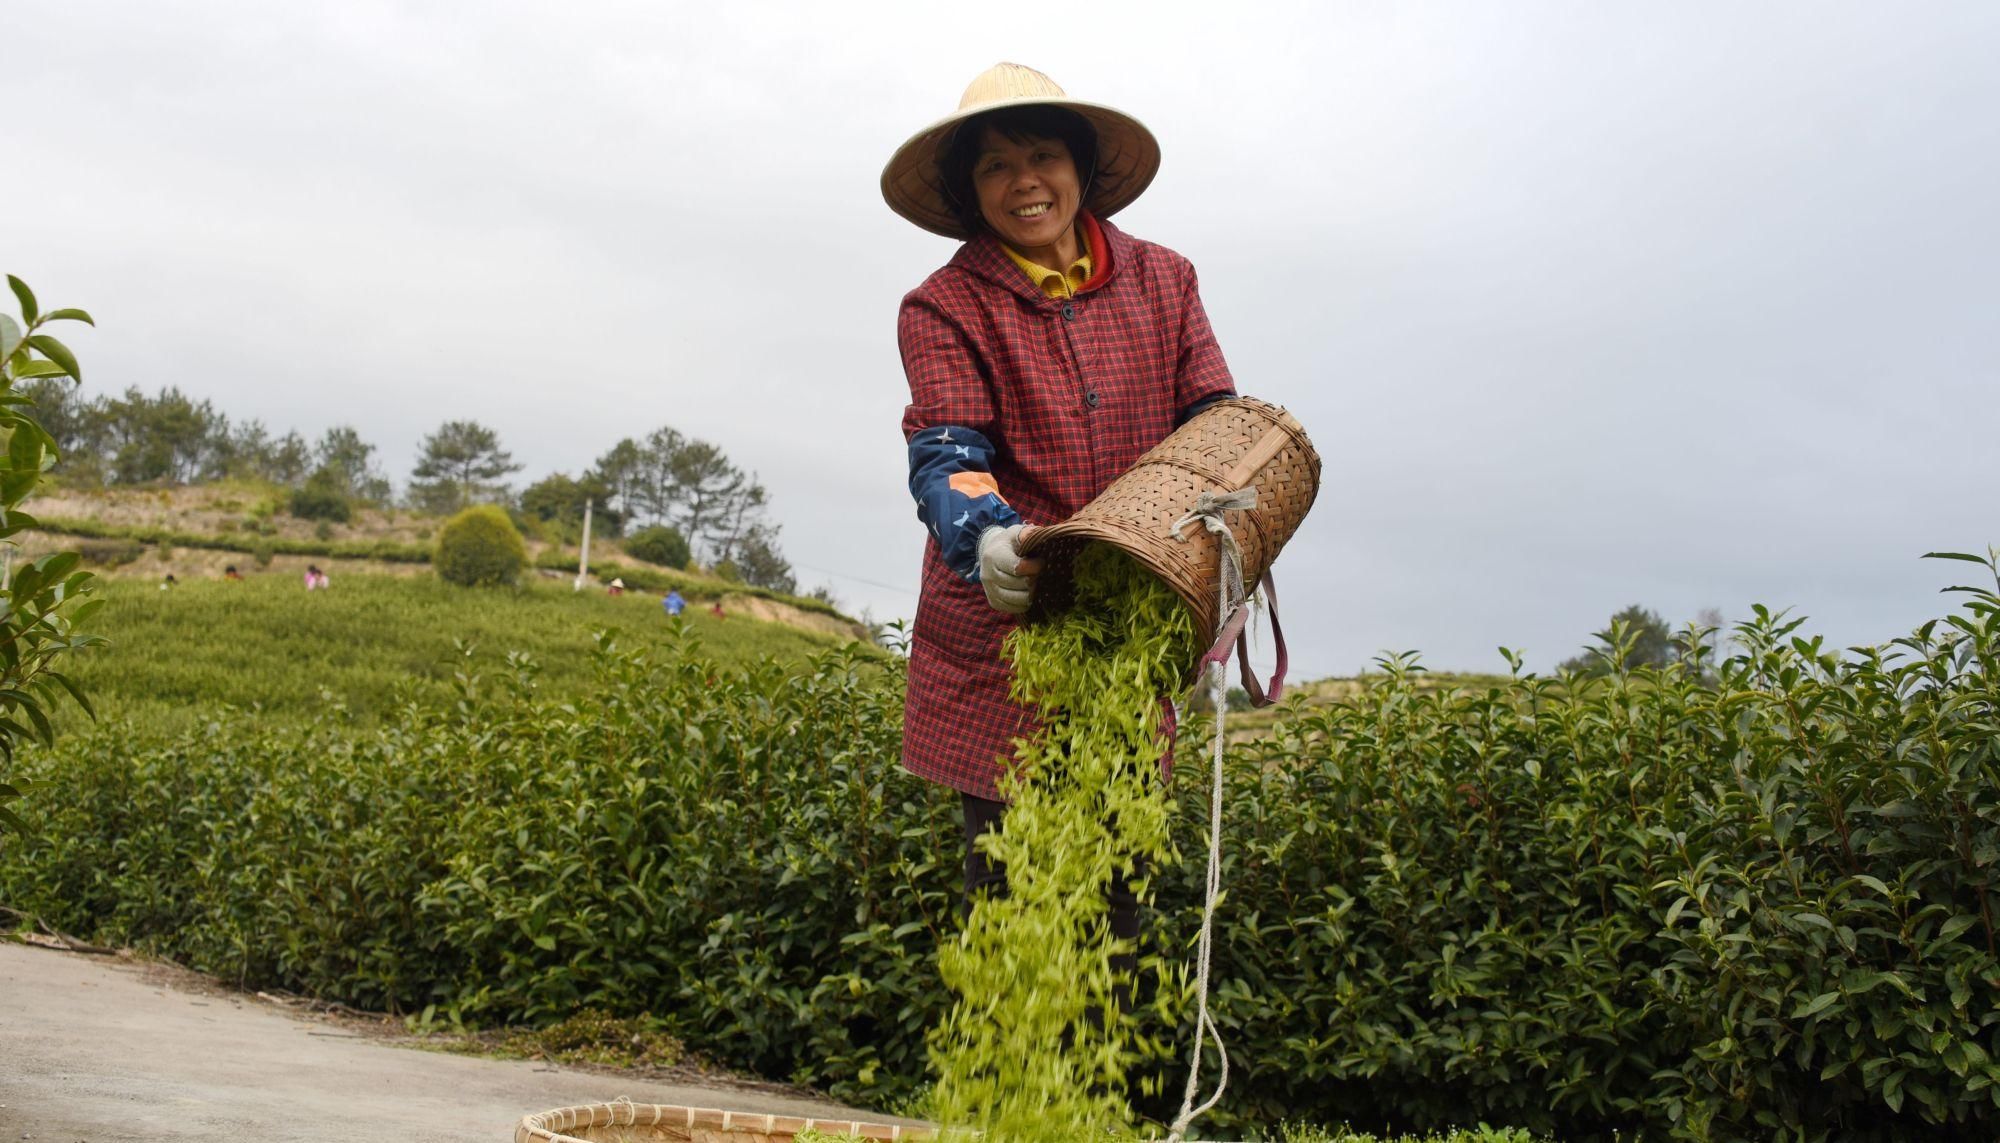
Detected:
left=1017, top=397, right=1314, bottom=637
left=515, top=1100, right=933, bottom=1143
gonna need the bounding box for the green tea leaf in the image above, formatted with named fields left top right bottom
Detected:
left=6, top=275, right=37, bottom=323
left=25, top=334, right=79, bottom=381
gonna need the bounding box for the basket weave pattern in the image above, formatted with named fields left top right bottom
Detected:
left=516, top=1102, right=930, bottom=1143
left=1020, top=397, right=1320, bottom=637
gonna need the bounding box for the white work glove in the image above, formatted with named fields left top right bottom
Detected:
left=978, top=524, right=1041, bottom=615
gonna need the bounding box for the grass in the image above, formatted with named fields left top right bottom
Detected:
left=59, top=571, right=863, bottom=730
left=26, top=478, right=860, bottom=625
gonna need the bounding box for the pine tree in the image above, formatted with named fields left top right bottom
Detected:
left=408, top=420, right=521, bottom=513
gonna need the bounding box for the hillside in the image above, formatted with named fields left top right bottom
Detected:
left=6, top=480, right=877, bottom=731
left=47, top=573, right=870, bottom=731
left=15, top=479, right=867, bottom=641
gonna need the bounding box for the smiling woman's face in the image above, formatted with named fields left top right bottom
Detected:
left=971, top=127, right=1082, bottom=260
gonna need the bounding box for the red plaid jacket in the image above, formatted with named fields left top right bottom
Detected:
left=898, top=214, right=1237, bottom=800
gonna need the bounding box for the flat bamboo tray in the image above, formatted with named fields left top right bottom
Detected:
left=515, top=1101, right=932, bottom=1143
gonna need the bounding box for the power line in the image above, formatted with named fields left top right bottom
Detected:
left=789, top=560, right=920, bottom=598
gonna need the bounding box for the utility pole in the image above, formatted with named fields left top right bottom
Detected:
left=574, top=500, right=593, bottom=591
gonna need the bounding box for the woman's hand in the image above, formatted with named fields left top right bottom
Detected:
left=978, top=524, right=1042, bottom=615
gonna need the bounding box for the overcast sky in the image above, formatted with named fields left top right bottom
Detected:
left=7, top=2, right=1997, bottom=677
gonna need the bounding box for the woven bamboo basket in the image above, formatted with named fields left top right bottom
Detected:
left=515, top=1101, right=932, bottom=1143
left=1019, top=397, right=1319, bottom=638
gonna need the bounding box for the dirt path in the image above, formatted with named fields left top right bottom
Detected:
left=0, top=941, right=909, bottom=1142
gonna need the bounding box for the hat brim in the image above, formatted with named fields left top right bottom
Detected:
left=881, top=96, right=1160, bottom=241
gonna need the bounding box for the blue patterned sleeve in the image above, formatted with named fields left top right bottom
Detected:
left=908, top=424, right=1022, bottom=583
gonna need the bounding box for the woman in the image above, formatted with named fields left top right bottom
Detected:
left=881, top=63, right=1238, bottom=925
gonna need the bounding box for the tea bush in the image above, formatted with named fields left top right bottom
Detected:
left=52, top=573, right=854, bottom=730
left=0, top=274, right=101, bottom=836
left=533, top=551, right=851, bottom=621
left=624, top=524, right=692, bottom=570
left=1145, top=560, right=2000, bottom=1140
left=29, top=515, right=854, bottom=620
left=74, top=536, right=145, bottom=568
left=2, top=551, right=1996, bottom=1141
left=35, top=515, right=432, bottom=563
left=288, top=475, right=352, bottom=523
left=434, top=504, right=525, bottom=586
left=0, top=631, right=948, bottom=1107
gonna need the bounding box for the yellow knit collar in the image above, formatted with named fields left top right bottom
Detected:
left=1000, top=226, right=1093, bottom=299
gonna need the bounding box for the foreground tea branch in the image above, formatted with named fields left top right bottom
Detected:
left=0, top=274, right=103, bottom=836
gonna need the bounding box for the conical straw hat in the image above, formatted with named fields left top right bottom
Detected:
left=881, top=62, right=1161, bottom=240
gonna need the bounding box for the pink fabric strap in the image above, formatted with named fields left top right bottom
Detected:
left=1195, top=571, right=1288, bottom=708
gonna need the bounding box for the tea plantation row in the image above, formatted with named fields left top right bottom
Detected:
left=3, top=579, right=1997, bottom=1140
left=48, top=574, right=846, bottom=729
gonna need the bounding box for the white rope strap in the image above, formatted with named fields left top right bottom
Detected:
left=1166, top=487, right=1255, bottom=1141
left=1172, top=489, right=1257, bottom=597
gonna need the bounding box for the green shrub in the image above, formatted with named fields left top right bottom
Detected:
left=250, top=539, right=275, bottom=568
left=512, top=514, right=549, bottom=544
left=0, top=274, right=104, bottom=839
left=2, top=635, right=933, bottom=1105
left=1139, top=567, right=2000, bottom=1141
left=288, top=477, right=351, bottom=523
left=48, top=573, right=849, bottom=730
left=74, top=537, right=144, bottom=569
left=313, top=520, right=334, bottom=541
left=32, top=516, right=431, bottom=564
left=433, top=504, right=525, bottom=587
left=623, top=525, right=690, bottom=570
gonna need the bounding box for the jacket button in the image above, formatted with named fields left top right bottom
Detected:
left=1084, top=390, right=1101, bottom=409
left=1062, top=301, right=1077, bottom=321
